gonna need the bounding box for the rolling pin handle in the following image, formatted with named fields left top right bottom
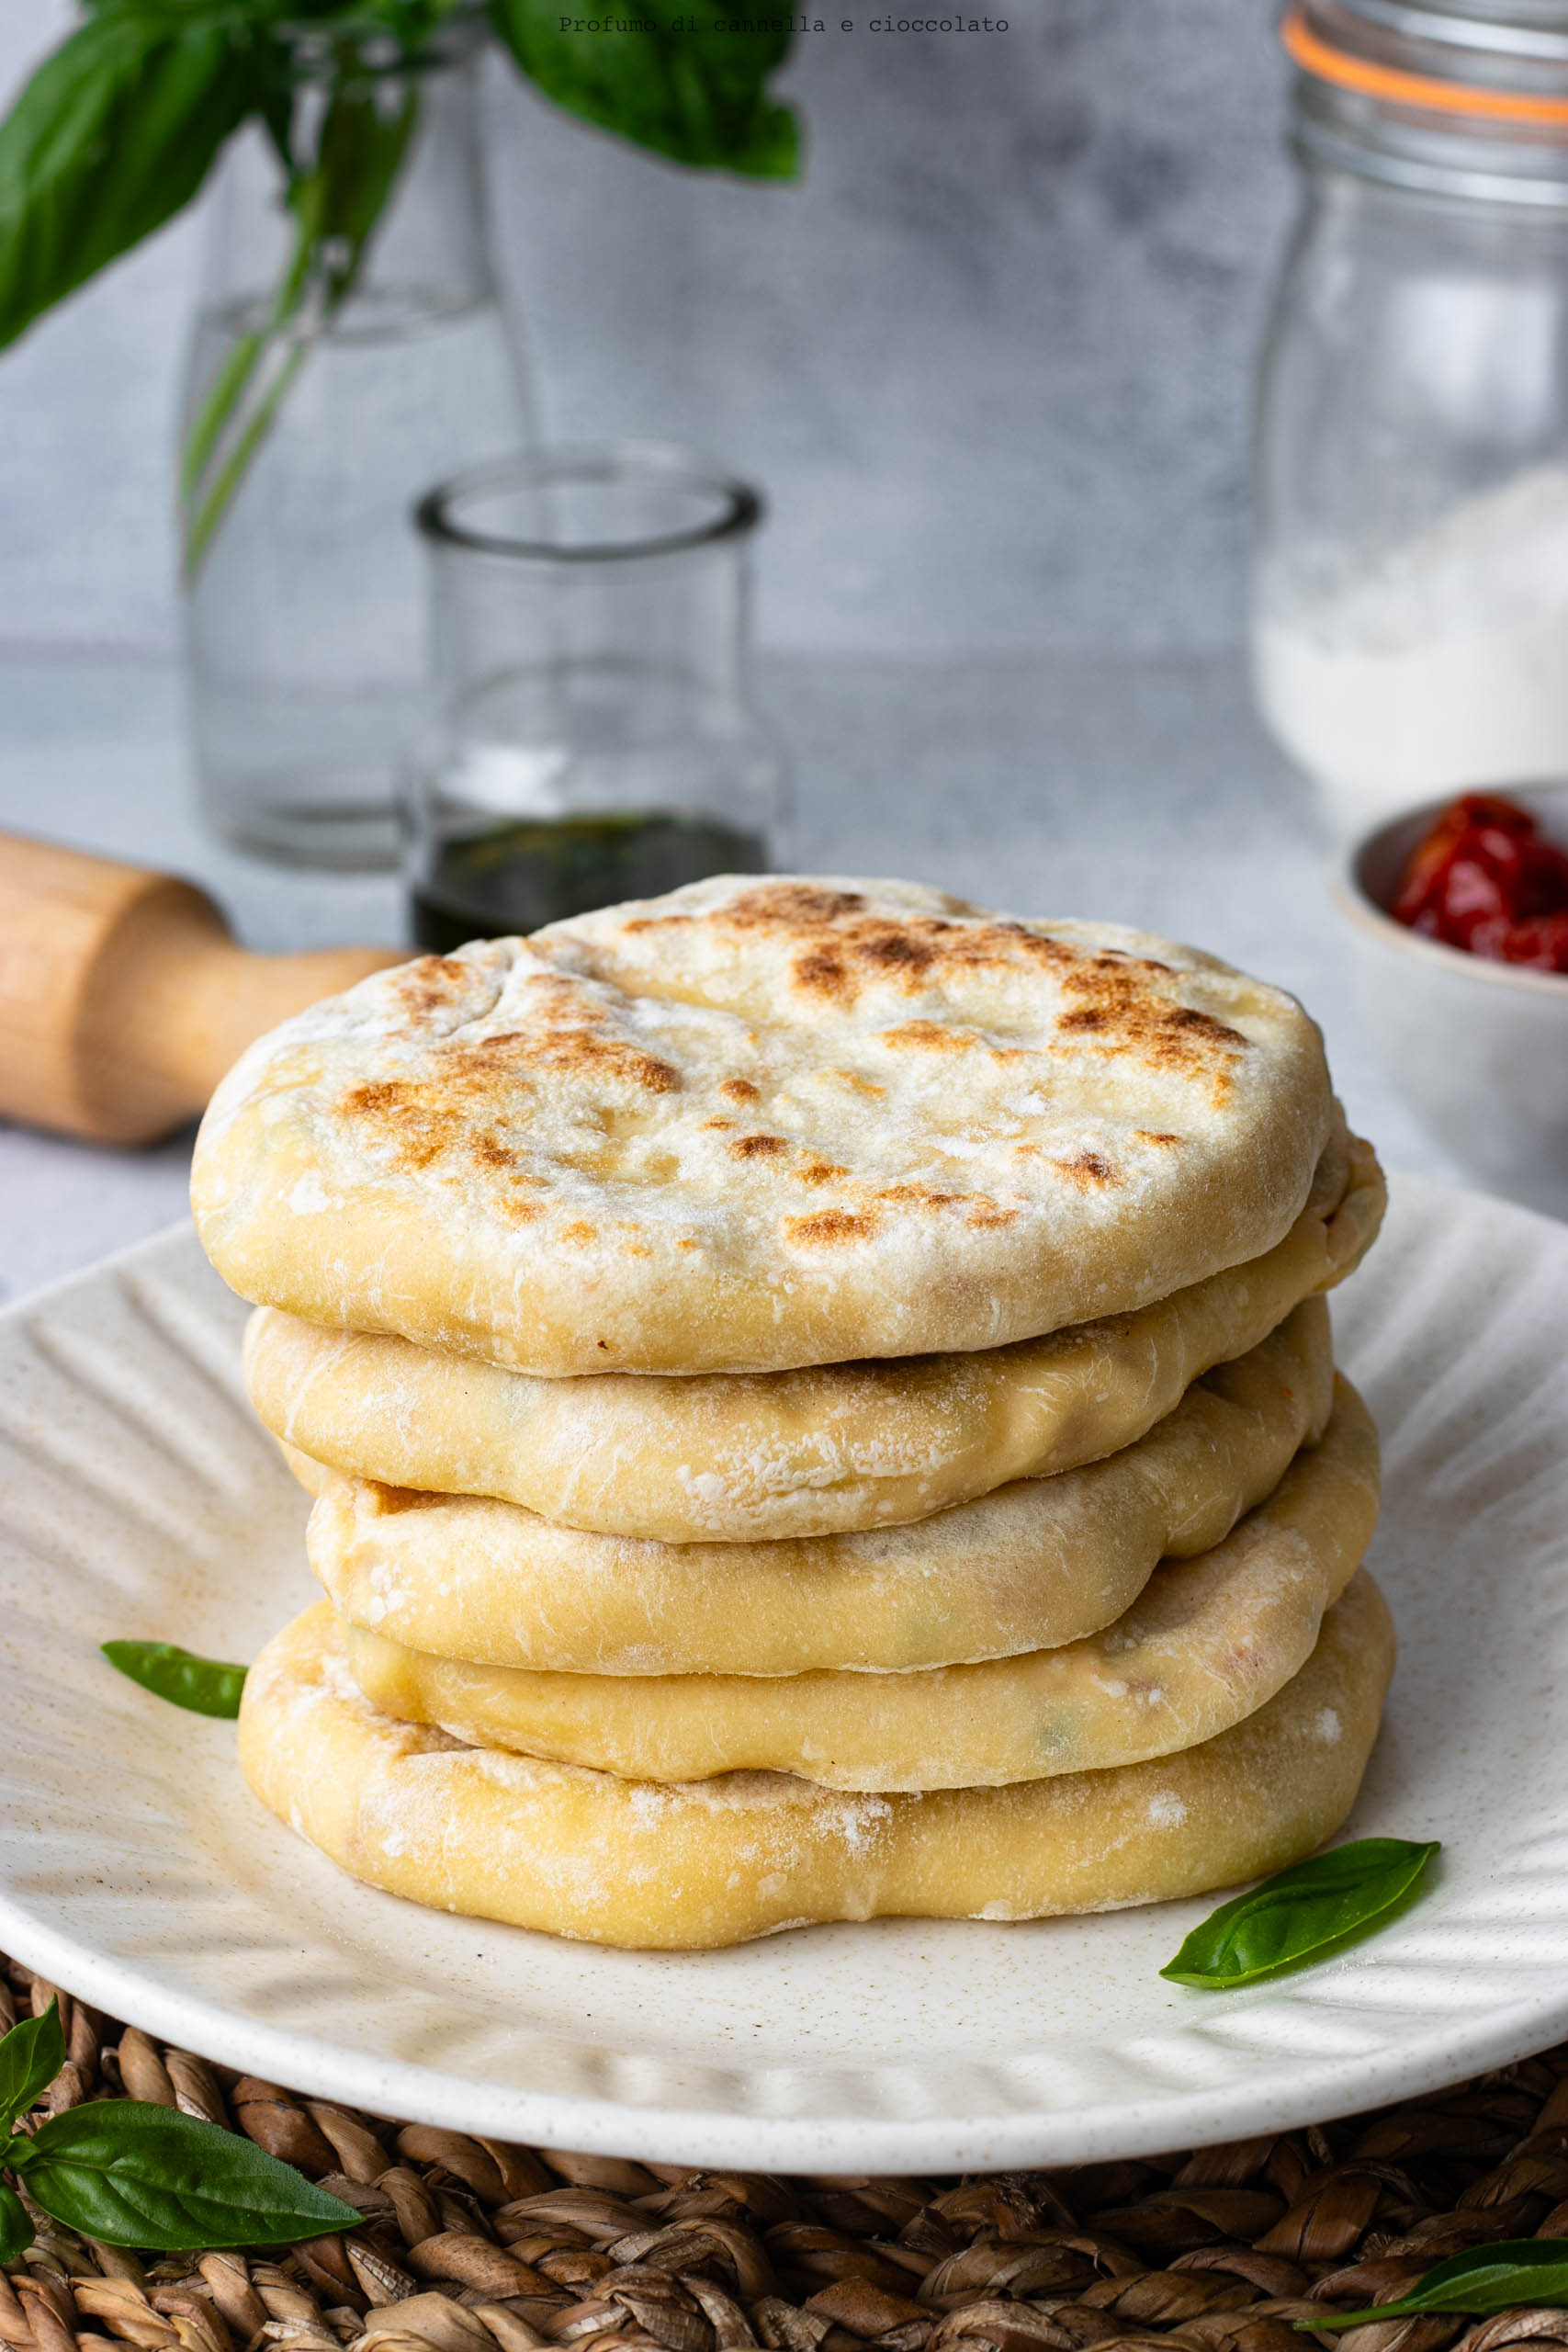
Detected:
left=0, top=831, right=402, bottom=1146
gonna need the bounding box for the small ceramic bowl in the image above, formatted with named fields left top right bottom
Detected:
left=1333, top=782, right=1568, bottom=1218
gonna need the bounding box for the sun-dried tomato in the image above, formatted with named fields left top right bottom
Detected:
left=1391, top=793, right=1568, bottom=972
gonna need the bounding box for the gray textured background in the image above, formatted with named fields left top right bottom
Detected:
left=0, top=3, right=1294, bottom=656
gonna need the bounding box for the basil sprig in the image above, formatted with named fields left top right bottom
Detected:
left=1161, top=1839, right=1440, bottom=1990
left=0, top=0, right=798, bottom=573
left=102, top=1641, right=249, bottom=1718
left=0, top=2001, right=359, bottom=2253
left=1301, top=2240, right=1568, bottom=2331
left=0, top=0, right=798, bottom=358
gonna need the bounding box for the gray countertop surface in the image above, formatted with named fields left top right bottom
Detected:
left=0, top=646, right=1459, bottom=1310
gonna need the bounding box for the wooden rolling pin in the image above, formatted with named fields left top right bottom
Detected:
left=0, top=832, right=405, bottom=1146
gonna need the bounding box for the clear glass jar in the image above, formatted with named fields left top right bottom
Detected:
left=181, top=13, right=533, bottom=871
left=404, top=445, right=787, bottom=947
left=1251, top=2, right=1568, bottom=836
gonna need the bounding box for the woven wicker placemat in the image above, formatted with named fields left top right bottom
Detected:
left=4, top=1954, right=1566, bottom=2352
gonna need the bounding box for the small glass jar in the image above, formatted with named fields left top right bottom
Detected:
left=1251, top=2, right=1568, bottom=837
left=404, top=444, right=787, bottom=947
left=181, top=11, right=532, bottom=871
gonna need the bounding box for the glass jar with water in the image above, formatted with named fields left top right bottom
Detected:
left=180, top=9, right=531, bottom=869
left=405, top=445, right=787, bottom=946
left=1252, top=1, right=1568, bottom=838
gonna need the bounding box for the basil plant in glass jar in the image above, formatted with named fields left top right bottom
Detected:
left=0, top=2, right=799, bottom=869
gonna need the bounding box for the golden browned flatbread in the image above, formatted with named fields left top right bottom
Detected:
left=305, top=1302, right=1333, bottom=1676
left=342, top=1375, right=1377, bottom=1789
left=250, top=1124, right=1381, bottom=1540
left=193, top=877, right=1334, bottom=1374
left=238, top=1576, right=1394, bottom=1950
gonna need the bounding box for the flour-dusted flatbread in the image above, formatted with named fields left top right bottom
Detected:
left=193, top=877, right=1335, bottom=1375
left=252, top=1123, right=1381, bottom=1541
left=342, top=1375, right=1377, bottom=1789
left=239, top=1576, right=1393, bottom=1950
left=304, top=1303, right=1332, bottom=1676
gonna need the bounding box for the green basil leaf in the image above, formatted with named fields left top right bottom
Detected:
left=0, top=1998, right=65, bottom=2137
left=1301, top=2239, right=1568, bottom=2330
left=0, top=2184, right=32, bottom=2267
left=488, top=0, right=798, bottom=175
left=0, top=11, right=257, bottom=351
left=1161, top=1838, right=1440, bottom=1989
left=102, top=1643, right=248, bottom=1719
left=14, top=2103, right=360, bottom=2250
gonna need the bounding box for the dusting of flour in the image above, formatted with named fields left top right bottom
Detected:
left=1253, top=464, right=1568, bottom=835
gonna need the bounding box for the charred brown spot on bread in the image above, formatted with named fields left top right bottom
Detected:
left=878, top=1021, right=979, bottom=1051
left=933, top=922, right=1075, bottom=978
left=559, top=1220, right=596, bottom=1246
left=964, top=1198, right=1022, bottom=1227
left=729, top=1132, right=788, bottom=1159
left=1134, top=1129, right=1185, bottom=1148
left=784, top=1208, right=882, bottom=1247
left=335, top=1009, right=677, bottom=1186
left=1049, top=1151, right=1121, bottom=1189
left=761, top=905, right=1097, bottom=1009
left=701, top=1118, right=737, bottom=1132
left=689, top=907, right=1247, bottom=1088
left=636, top=900, right=1238, bottom=1064
left=874, top=1182, right=963, bottom=1211
left=528, top=1029, right=679, bottom=1092
left=856, top=925, right=944, bottom=977
left=793, top=922, right=950, bottom=1002
left=1168, top=1005, right=1245, bottom=1046
left=862, top=1179, right=1021, bottom=1227
left=451, top=1029, right=528, bottom=1063
left=799, top=1158, right=849, bottom=1185
left=721, top=884, right=869, bottom=930
left=522, top=971, right=590, bottom=1006
left=387, top=956, right=479, bottom=1020
left=1055, top=962, right=1247, bottom=1089
left=337, top=1080, right=462, bottom=1173
left=720, top=1077, right=761, bottom=1104
left=497, top=1193, right=543, bottom=1225
left=792, top=947, right=851, bottom=999
left=407, top=955, right=470, bottom=983
left=470, top=1133, right=517, bottom=1172
left=342, top=1080, right=405, bottom=1118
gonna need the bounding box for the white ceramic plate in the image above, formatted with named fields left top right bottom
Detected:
left=0, top=1177, right=1565, bottom=2174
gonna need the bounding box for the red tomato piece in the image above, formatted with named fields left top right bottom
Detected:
left=1392, top=793, right=1568, bottom=969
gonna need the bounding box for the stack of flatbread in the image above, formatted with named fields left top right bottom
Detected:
left=191, top=876, right=1391, bottom=1951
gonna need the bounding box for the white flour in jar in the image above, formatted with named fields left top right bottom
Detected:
left=1252, top=463, right=1568, bottom=836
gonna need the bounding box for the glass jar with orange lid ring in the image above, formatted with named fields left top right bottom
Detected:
left=1251, top=0, right=1568, bottom=839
